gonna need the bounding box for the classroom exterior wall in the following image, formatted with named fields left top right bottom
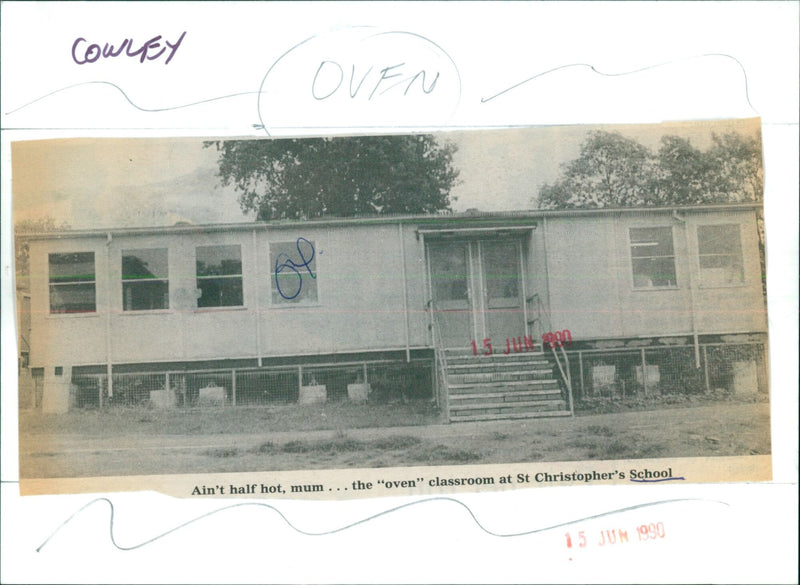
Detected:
left=27, top=222, right=431, bottom=372
left=26, top=206, right=767, bottom=378
left=542, top=208, right=766, bottom=342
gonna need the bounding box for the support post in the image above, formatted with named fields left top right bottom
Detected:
left=231, top=369, right=237, bottom=406
left=703, top=345, right=710, bottom=393
left=641, top=348, right=648, bottom=395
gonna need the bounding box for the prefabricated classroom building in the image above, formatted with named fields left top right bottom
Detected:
left=22, top=203, right=768, bottom=417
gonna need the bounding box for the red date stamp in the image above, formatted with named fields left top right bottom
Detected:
left=566, top=522, right=666, bottom=556
left=470, top=330, right=572, bottom=356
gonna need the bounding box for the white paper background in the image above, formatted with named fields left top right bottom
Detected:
left=1, top=2, right=797, bottom=583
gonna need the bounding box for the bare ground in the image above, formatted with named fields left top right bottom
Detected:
left=17, top=400, right=770, bottom=479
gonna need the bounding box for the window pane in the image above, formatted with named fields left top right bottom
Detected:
left=698, top=224, right=741, bottom=256
left=197, top=277, right=243, bottom=308
left=271, top=239, right=318, bottom=303
left=122, top=249, right=168, bottom=280
left=123, top=280, right=169, bottom=311
left=196, top=245, right=242, bottom=277
left=49, top=253, right=96, bottom=313
left=700, top=254, right=734, bottom=269
left=698, top=225, right=744, bottom=285
left=50, top=283, right=96, bottom=313
left=49, top=252, right=95, bottom=283
left=483, top=242, right=520, bottom=300
left=630, top=227, right=674, bottom=258
left=632, top=257, right=677, bottom=288
left=630, top=227, right=676, bottom=288
left=428, top=244, right=468, bottom=303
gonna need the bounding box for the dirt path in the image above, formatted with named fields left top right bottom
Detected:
left=18, top=402, right=770, bottom=479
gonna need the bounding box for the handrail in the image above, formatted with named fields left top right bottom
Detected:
left=558, top=344, right=574, bottom=415
left=427, top=299, right=450, bottom=422
left=530, top=291, right=574, bottom=416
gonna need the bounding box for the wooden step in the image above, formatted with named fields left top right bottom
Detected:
left=447, top=374, right=561, bottom=387
left=450, top=410, right=572, bottom=423
left=447, top=378, right=558, bottom=392
left=449, top=389, right=563, bottom=403
left=450, top=398, right=566, bottom=413
left=449, top=381, right=561, bottom=394
left=447, top=372, right=555, bottom=384
left=446, top=361, right=553, bottom=371
left=444, top=352, right=549, bottom=364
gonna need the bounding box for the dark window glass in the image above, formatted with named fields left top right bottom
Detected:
left=196, top=245, right=243, bottom=307
left=482, top=241, right=520, bottom=306
left=630, top=227, right=677, bottom=288
left=428, top=244, right=468, bottom=305
left=49, top=252, right=96, bottom=313
left=122, top=248, right=169, bottom=311
left=697, top=224, right=744, bottom=285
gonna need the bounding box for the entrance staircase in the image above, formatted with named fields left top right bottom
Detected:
left=441, top=347, right=573, bottom=422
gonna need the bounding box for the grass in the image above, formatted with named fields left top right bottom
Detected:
left=18, top=401, right=771, bottom=478
left=250, top=434, right=469, bottom=463
left=20, top=400, right=440, bottom=437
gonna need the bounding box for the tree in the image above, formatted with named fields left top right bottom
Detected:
left=205, top=135, right=460, bottom=220
left=14, top=217, right=70, bottom=288
left=536, top=130, right=763, bottom=209
left=706, top=132, right=763, bottom=203
left=538, top=131, right=656, bottom=208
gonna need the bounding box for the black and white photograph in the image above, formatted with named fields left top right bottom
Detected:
left=13, top=118, right=771, bottom=492
left=2, top=2, right=797, bottom=583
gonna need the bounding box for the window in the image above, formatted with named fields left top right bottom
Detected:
left=49, top=252, right=96, bottom=313
left=122, top=248, right=169, bottom=311
left=697, top=224, right=744, bottom=285
left=271, top=238, right=318, bottom=304
left=196, top=245, right=243, bottom=308
left=629, top=227, right=677, bottom=288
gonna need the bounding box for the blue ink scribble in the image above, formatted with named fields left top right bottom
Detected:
left=274, top=237, right=316, bottom=300
left=630, top=476, right=686, bottom=483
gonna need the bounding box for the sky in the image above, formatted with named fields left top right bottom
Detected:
left=11, top=118, right=760, bottom=230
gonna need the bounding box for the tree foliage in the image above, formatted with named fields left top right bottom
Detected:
left=14, top=217, right=71, bottom=285
left=539, top=131, right=655, bottom=208
left=206, top=135, right=460, bottom=220
left=537, top=130, right=763, bottom=209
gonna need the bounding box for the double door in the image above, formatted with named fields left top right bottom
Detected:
left=427, top=239, right=527, bottom=349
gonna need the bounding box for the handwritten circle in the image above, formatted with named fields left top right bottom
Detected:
left=257, top=27, right=462, bottom=135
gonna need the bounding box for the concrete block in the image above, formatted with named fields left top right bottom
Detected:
left=733, top=360, right=758, bottom=395
left=347, top=383, right=370, bottom=402
left=42, top=367, right=71, bottom=414
left=197, top=385, right=226, bottom=406
left=299, top=385, right=326, bottom=404
left=150, top=389, right=176, bottom=409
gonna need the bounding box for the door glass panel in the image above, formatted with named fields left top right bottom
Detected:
left=482, top=240, right=523, bottom=343
left=429, top=244, right=469, bottom=308
left=483, top=241, right=520, bottom=309
left=428, top=243, right=472, bottom=348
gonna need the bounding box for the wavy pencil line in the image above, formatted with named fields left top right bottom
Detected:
left=36, top=496, right=727, bottom=552
left=4, top=81, right=259, bottom=116
left=480, top=53, right=757, bottom=113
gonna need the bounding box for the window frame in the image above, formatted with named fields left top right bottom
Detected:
left=121, top=247, right=170, bottom=312
left=696, top=223, right=746, bottom=288
left=195, top=244, right=244, bottom=309
left=628, top=226, right=679, bottom=290
left=48, top=251, right=97, bottom=314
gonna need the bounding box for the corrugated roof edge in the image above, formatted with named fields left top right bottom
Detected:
left=17, top=202, right=762, bottom=240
